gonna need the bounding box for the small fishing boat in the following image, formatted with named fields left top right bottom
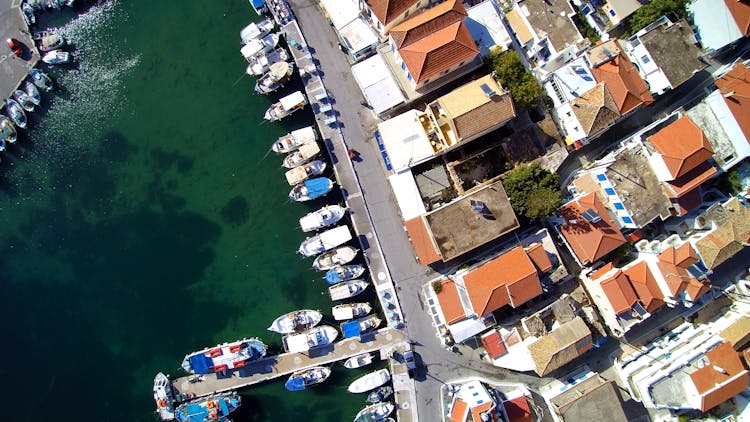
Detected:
left=313, top=246, right=358, bottom=271
left=332, top=302, right=372, bottom=321
left=181, top=338, right=268, bottom=374
left=300, top=205, right=347, bottom=233
left=354, top=402, right=395, bottom=422
left=344, top=353, right=374, bottom=369
left=348, top=369, right=391, bottom=393
left=6, top=99, right=27, bottom=129
left=324, top=264, right=364, bottom=284
left=0, top=115, right=17, bottom=145
left=283, top=325, right=339, bottom=353
left=34, top=31, right=64, bottom=52
left=289, top=177, right=333, bottom=202
left=342, top=315, right=381, bottom=337
left=175, top=392, right=241, bottom=422
left=367, top=386, right=394, bottom=404
left=240, top=33, right=280, bottom=61
left=24, top=82, right=41, bottom=106
left=240, top=18, right=275, bottom=44
left=298, top=225, right=352, bottom=257
left=0, top=134, right=6, bottom=152
left=13, top=90, right=35, bottom=112
left=250, top=0, right=267, bottom=15
left=41, top=49, right=71, bottom=65
left=246, top=47, right=290, bottom=76
left=268, top=309, right=322, bottom=334
left=29, top=69, right=53, bottom=92
left=153, top=372, right=176, bottom=421
left=254, top=61, right=294, bottom=94
left=264, top=90, right=307, bottom=121
left=328, top=279, right=369, bottom=301
left=22, top=2, right=35, bottom=26
left=271, top=125, right=317, bottom=154
left=285, top=366, right=331, bottom=391
left=282, top=142, right=320, bottom=169
left=284, top=160, right=327, bottom=186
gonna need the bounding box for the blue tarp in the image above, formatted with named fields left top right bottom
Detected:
left=188, top=354, right=213, bottom=375
left=285, top=376, right=306, bottom=391
left=251, top=0, right=265, bottom=7
left=325, top=269, right=341, bottom=285
left=342, top=320, right=361, bottom=338
left=304, top=177, right=332, bottom=200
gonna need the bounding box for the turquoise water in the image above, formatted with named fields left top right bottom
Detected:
left=0, top=1, right=377, bottom=420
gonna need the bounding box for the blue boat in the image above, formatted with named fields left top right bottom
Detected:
left=325, top=264, right=365, bottom=285
left=175, top=392, right=240, bottom=422
left=250, top=0, right=267, bottom=15
left=284, top=366, right=331, bottom=391
left=181, top=338, right=268, bottom=375
left=288, top=177, right=333, bottom=202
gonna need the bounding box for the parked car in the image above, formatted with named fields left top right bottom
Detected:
left=403, top=350, right=417, bottom=373
left=6, top=38, right=22, bottom=57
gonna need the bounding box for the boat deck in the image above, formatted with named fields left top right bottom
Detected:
left=172, top=327, right=407, bottom=397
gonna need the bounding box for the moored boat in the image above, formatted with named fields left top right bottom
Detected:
left=153, top=372, right=176, bottom=421
left=313, top=246, right=358, bottom=271
left=285, top=366, right=331, bottom=391
left=324, top=264, right=364, bottom=284
left=354, top=402, right=395, bottom=422
left=41, top=49, right=71, bottom=65
left=332, top=302, right=372, bottom=321
left=246, top=47, right=290, bottom=76
left=22, top=2, right=35, bottom=25
left=240, top=18, right=275, bottom=44
left=284, top=159, right=326, bottom=186
left=282, top=142, right=320, bottom=169
left=342, top=315, right=382, bottom=337
left=34, top=31, right=64, bottom=52
left=344, top=352, right=374, bottom=369
left=300, top=205, right=347, bottom=233
left=289, top=177, right=333, bottom=202
left=13, top=89, right=35, bottom=112
left=283, top=325, right=339, bottom=353
left=367, top=385, right=394, bottom=404
left=0, top=115, right=16, bottom=145
left=271, top=125, right=317, bottom=154
left=298, top=225, right=352, bottom=257
left=268, top=309, right=322, bottom=334
left=6, top=99, right=27, bottom=129
left=175, top=392, right=241, bottom=422
left=24, top=82, right=41, bottom=106
left=348, top=369, right=391, bottom=393
left=29, top=69, right=53, bottom=92
left=240, top=33, right=280, bottom=61
left=264, top=90, right=307, bottom=121
left=329, top=279, right=369, bottom=301
left=250, top=0, right=267, bottom=15
left=254, top=61, right=294, bottom=94
left=181, top=337, right=268, bottom=374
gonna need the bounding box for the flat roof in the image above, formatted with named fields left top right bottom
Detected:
left=339, top=17, right=379, bottom=54
left=518, top=0, right=581, bottom=53
left=424, top=180, right=519, bottom=262
left=388, top=170, right=427, bottom=221
left=466, top=0, right=513, bottom=56
left=547, top=57, right=597, bottom=106
left=689, top=0, right=743, bottom=51
left=320, top=0, right=360, bottom=30
left=352, top=54, right=406, bottom=114
left=552, top=377, right=628, bottom=421
left=377, top=109, right=434, bottom=171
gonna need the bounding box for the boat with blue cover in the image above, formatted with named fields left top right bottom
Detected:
left=181, top=338, right=268, bottom=374
left=284, top=366, right=331, bottom=391
left=249, top=0, right=267, bottom=15
left=325, top=264, right=365, bottom=284
left=29, top=69, right=53, bottom=92
left=341, top=315, right=381, bottom=338
left=175, top=392, right=241, bottom=422
left=367, top=385, right=394, bottom=404
left=289, top=177, right=333, bottom=202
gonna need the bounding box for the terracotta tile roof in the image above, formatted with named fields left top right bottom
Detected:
left=654, top=260, right=692, bottom=296
left=716, top=63, right=750, bottom=144
left=685, top=278, right=709, bottom=301
left=404, top=216, right=442, bottom=265
left=559, top=192, right=627, bottom=265
left=658, top=243, right=699, bottom=269
left=673, top=187, right=704, bottom=215
left=399, top=21, right=479, bottom=85
left=623, top=261, right=665, bottom=312
left=648, top=116, right=714, bottom=179
left=570, top=83, right=621, bottom=136
left=505, top=9, right=533, bottom=45
left=662, top=160, right=718, bottom=199
left=481, top=330, right=507, bottom=359
left=463, top=247, right=542, bottom=315
left=591, top=262, right=614, bottom=279
left=450, top=397, right=469, bottom=422
left=471, top=401, right=496, bottom=422
left=725, top=0, right=750, bottom=36
left=504, top=396, right=532, bottom=422
left=527, top=317, right=593, bottom=376
left=436, top=279, right=468, bottom=324
left=600, top=269, right=639, bottom=315
left=695, top=197, right=750, bottom=268
left=591, top=54, right=654, bottom=115
left=526, top=243, right=554, bottom=273
left=689, top=342, right=750, bottom=412
left=365, top=0, right=420, bottom=26
left=390, top=0, right=466, bottom=48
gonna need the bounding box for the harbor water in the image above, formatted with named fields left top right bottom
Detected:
left=0, top=1, right=379, bottom=420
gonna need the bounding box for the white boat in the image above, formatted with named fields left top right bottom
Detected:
left=264, top=90, right=307, bottom=121
left=24, top=82, right=41, bottom=106
left=34, top=31, right=64, bottom=52
left=271, top=125, right=317, bottom=153
left=298, top=225, right=352, bottom=257
left=285, top=366, right=331, bottom=391
left=153, top=372, right=176, bottom=421
left=246, top=47, right=290, bottom=76
left=240, top=33, right=280, bottom=61
left=41, top=49, right=71, bottom=65
left=249, top=0, right=267, bottom=15
left=0, top=115, right=16, bottom=145
left=13, top=90, right=35, bottom=112
left=313, top=246, right=358, bottom=271
left=285, top=160, right=327, bottom=186
left=300, top=205, right=347, bottom=233
left=282, top=142, right=320, bottom=169
left=283, top=325, right=339, bottom=353
left=6, top=99, right=27, bottom=129
left=332, top=302, right=372, bottom=321
left=348, top=369, right=391, bottom=393
left=344, top=353, right=374, bottom=369
left=346, top=315, right=382, bottom=335
left=267, top=309, right=322, bottom=334
left=329, top=279, right=369, bottom=301
left=354, top=402, right=395, bottom=422
left=181, top=338, right=268, bottom=374
left=22, top=3, right=35, bottom=25
left=240, top=18, right=275, bottom=44
left=254, top=61, right=294, bottom=94
left=29, top=69, right=53, bottom=92
left=289, top=177, right=334, bottom=202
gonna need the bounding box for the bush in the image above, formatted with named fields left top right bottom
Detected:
left=573, top=11, right=600, bottom=42
left=431, top=280, right=443, bottom=294
left=487, top=49, right=543, bottom=109
left=718, top=169, right=743, bottom=195
left=625, top=0, right=689, bottom=36
left=502, top=162, right=561, bottom=220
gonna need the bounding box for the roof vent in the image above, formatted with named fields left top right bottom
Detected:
left=480, top=83, right=497, bottom=98
left=724, top=91, right=736, bottom=98
left=581, top=208, right=602, bottom=223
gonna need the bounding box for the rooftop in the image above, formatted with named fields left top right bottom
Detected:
left=689, top=342, right=749, bottom=411
left=725, top=0, right=750, bottom=37
left=694, top=197, right=750, bottom=268
left=390, top=0, right=466, bottom=49
left=436, top=278, right=468, bottom=324
left=559, top=192, right=627, bottom=265
left=527, top=316, right=593, bottom=376
left=623, top=260, right=665, bottom=312
left=648, top=116, right=714, bottom=179
left=599, top=270, right=639, bottom=315
left=570, top=83, right=621, bottom=137
left=720, top=316, right=750, bottom=350
left=404, top=216, right=442, bottom=265
left=590, top=48, right=654, bottom=115
left=465, top=0, right=514, bottom=56
left=685, top=97, right=741, bottom=170
left=637, top=19, right=705, bottom=89
left=716, top=63, right=750, bottom=144
left=517, top=0, right=582, bottom=53
left=364, top=0, right=419, bottom=26
left=550, top=375, right=629, bottom=422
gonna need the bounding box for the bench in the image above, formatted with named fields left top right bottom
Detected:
left=314, top=92, right=328, bottom=101
left=318, top=104, right=332, bottom=113
left=323, top=116, right=336, bottom=126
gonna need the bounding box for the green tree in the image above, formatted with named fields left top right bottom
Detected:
left=625, top=0, right=689, bottom=36
left=502, top=163, right=561, bottom=220
left=487, top=49, right=543, bottom=109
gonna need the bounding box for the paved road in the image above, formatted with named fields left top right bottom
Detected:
left=0, top=0, right=39, bottom=102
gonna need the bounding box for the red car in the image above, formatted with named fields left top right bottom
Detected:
left=6, top=38, right=22, bottom=57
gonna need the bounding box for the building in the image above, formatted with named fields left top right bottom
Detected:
left=446, top=379, right=535, bottom=422
left=587, top=40, right=654, bottom=116
left=527, top=316, right=594, bottom=376
left=360, top=0, right=432, bottom=37
left=465, top=0, right=514, bottom=56
left=546, top=373, right=629, bottom=422
left=320, top=0, right=380, bottom=62
left=715, top=62, right=750, bottom=151
left=690, top=196, right=750, bottom=269
left=689, top=0, right=750, bottom=53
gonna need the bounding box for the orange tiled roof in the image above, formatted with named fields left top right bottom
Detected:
left=570, top=83, right=621, bottom=136
left=365, top=0, right=420, bottom=26
left=450, top=398, right=469, bottom=422
left=658, top=243, right=699, bottom=269
left=689, top=342, right=750, bottom=412
left=685, top=278, right=709, bottom=301
left=725, top=0, right=750, bottom=36
left=559, top=192, right=627, bottom=265
left=390, top=0, right=466, bottom=48
left=591, top=54, right=654, bottom=115
left=504, top=396, right=532, bottom=422
left=436, top=279, right=467, bottom=324
left=623, top=261, right=665, bottom=313
left=526, top=243, right=554, bottom=273
left=463, top=247, right=542, bottom=316
left=662, top=160, right=718, bottom=199
left=716, top=63, right=750, bottom=145
left=600, top=269, right=639, bottom=315
left=648, top=116, right=714, bottom=179
left=481, top=330, right=507, bottom=359
left=471, top=401, right=496, bottom=422
left=399, top=21, right=479, bottom=85
left=404, top=216, right=442, bottom=265
left=654, top=260, right=694, bottom=296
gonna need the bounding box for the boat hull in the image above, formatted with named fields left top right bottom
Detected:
left=313, top=246, right=358, bottom=271
left=348, top=369, right=391, bottom=393
left=324, top=263, right=364, bottom=284
left=344, top=353, right=374, bottom=369
left=175, top=392, right=241, bottom=422
left=284, top=366, right=331, bottom=391
left=268, top=309, right=322, bottom=334
left=328, top=279, right=369, bottom=301
left=283, top=325, right=339, bottom=353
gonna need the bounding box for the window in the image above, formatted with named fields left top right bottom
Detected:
left=641, top=55, right=650, bottom=64
left=401, top=62, right=406, bottom=71
left=424, top=79, right=430, bottom=84
left=407, top=73, right=412, bottom=81
left=596, top=174, right=607, bottom=182
left=614, top=202, right=625, bottom=210
left=459, top=61, right=465, bottom=67
left=604, top=188, right=616, bottom=195
left=609, top=9, right=616, bottom=16
left=405, top=10, right=409, bottom=17
left=622, top=216, right=633, bottom=224
left=391, top=43, right=395, bottom=53
left=441, top=69, right=449, bottom=75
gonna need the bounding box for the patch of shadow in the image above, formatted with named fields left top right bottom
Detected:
left=150, top=147, right=195, bottom=174
left=220, top=195, right=249, bottom=226
left=99, top=131, right=138, bottom=163
left=176, top=156, right=194, bottom=173
left=277, top=273, right=308, bottom=306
